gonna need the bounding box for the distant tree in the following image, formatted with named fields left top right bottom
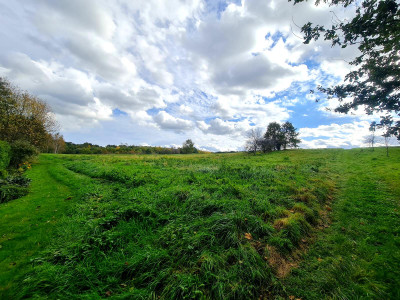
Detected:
left=52, top=133, right=66, bottom=154
left=181, top=139, right=198, bottom=154
left=282, top=121, right=301, bottom=149
left=64, top=142, right=189, bottom=155
left=264, top=122, right=285, bottom=151
left=245, top=128, right=263, bottom=154
left=249, top=122, right=301, bottom=153
left=290, top=0, right=400, bottom=139
left=364, top=122, right=378, bottom=151
left=383, top=132, right=391, bottom=157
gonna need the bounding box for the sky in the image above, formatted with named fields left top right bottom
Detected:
left=0, top=0, right=389, bottom=151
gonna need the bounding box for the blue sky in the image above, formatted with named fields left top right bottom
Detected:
left=0, top=0, right=385, bottom=151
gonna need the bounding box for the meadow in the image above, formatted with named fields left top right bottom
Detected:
left=0, top=148, right=399, bottom=299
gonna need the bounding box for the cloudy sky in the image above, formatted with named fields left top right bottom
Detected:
left=0, top=0, right=386, bottom=151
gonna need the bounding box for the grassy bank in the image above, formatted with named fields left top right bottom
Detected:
left=0, top=148, right=399, bottom=299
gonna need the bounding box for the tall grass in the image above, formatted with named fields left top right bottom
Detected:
left=6, top=148, right=399, bottom=299
left=12, top=151, right=336, bottom=299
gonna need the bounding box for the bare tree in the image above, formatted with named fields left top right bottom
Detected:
left=383, top=133, right=391, bottom=157
left=245, top=128, right=262, bottom=154
left=364, top=135, right=380, bottom=150
left=364, top=122, right=378, bottom=151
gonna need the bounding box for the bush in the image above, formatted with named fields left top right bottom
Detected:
left=0, top=175, right=31, bottom=203
left=0, top=184, right=29, bottom=203
left=9, top=140, right=39, bottom=168
left=4, top=175, right=31, bottom=187
left=0, top=140, right=11, bottom=170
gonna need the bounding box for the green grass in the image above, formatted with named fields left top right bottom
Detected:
left=282, top=148, right=400, bottom=299
left=0, top=156, right=81, bottom=297
left=0, top=148, right=399, bottom=299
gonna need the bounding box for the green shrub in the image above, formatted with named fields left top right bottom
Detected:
left=0, top=184, right=29, bottom=203
left=4, top=175, right=31, bottom=187
left=0, top=175, right=31, bottom=203
left=9, top=140, right=39, bottom=167
left=0, top=140, right=11, bottom=170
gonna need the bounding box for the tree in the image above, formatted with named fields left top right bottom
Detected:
left=264, top=122, right=285, bottom=151
left=0, top=77, right=59, bottom=150
left=282, top=121, right=301, bottom=149
left=181, top=139, right=198, bottom=154
left=51, top=133, right=66, bottom=154
left=249, top=122, right=302, bottom=152
left=258, top=137, right=275, bottom=153
left=382, top=132, right=391, bottom=157
left=291, top=0, right=400, bottom=139
left=245, top=128, right=263, bottom=154
left=364, top=121, right=378, bottom=150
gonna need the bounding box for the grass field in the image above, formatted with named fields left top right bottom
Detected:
left=0, top=148, right=399, bottom=299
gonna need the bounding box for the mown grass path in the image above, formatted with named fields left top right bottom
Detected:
left=0, top=156, right=75, bottom=296
left=284, top=149, right=400, bottom=299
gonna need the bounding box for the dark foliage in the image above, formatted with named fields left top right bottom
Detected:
left=0, top=140, right=11, bottom=171
left=0, top=175, right=31, bottom=203
left=9, top=140, right=39, bottom=168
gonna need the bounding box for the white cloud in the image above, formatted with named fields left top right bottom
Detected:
left=153, top=111, right=194, bottom=133
left=299, top=121, right=388, bottom=149
left=197, top=118, right=240, bottom=135
left=0, top=0, right=373, bottom=150
left=211, top=94, right=290, bottom=125
left=178, top=104, right=194, bottom=115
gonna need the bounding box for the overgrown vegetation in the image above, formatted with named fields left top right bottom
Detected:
left=1, top=148, right=398, bottom=299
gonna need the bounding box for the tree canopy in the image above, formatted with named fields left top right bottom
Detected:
left=291, top=0, right=400, bottom=139
left=264, top=122, right=301, bottom=151
left=181, top=139, right=198, bottom=154
left=0, top=77, right=61, bottom=151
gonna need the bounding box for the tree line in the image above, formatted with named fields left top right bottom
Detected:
left=64, top=139, right=202, bottom=155
left=245, top=121, right=301, bottom=154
